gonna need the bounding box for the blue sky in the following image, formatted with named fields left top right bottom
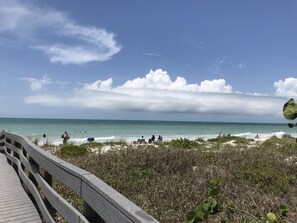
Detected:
left=0, top=0, right=297, bottom=123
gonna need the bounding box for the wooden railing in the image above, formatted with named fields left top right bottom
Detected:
left=0, top=130, right=159, bottom=223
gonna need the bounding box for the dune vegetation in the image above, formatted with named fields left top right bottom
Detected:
left=44, top=135, right=297, bottom=223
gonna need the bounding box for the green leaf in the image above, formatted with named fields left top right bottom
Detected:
left=208, top=186, right=220, bottom=197
left=208, top=178, right=224, bottom=197
left=196, top=209, right=208, bottom=221
left=210, top=178, right=224, bottom=186
left=220, top=214, right=228, bottom=223
left=209, top=199, right=220, bottom=213
left=279, top=204, right=289, bottom=216
left=267, top=212, right=277, bottom=222
left=187, top=210, right=197, bottom=223
left=187, top=202, right=209, bottom=223
left=192, top=209, right=208, bottom=222
left=227, top=200, right=235, bottom=214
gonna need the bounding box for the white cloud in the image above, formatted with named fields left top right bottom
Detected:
left=184, top=35, right=207, bottom=50
left=0, top=0, right=121, bottom=64
left=238, top=63, right=247, bottom=69
left=143, top=53, right=162, bottom=57
left=212, top=58, right=225, bottom=75
left=25, top=94, right=65, bottom=106
left=120, top=69, right=232, bottom=93
left=274, top=77, right=297, bottom=97
left=34, top=45, right=101, bottom=65
left=24, top=87, right=284, bottom=117
left=23, top=69, right=285, bottom=119
left=56, top=81, right=69, bottom=88
left=198, top=79, right=232, bottom=93
left=20, top=75, right=52, bottom=91
left=83, top=78, right=113, bottom=91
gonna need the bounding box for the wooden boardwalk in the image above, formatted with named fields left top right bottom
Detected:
left=0, top=131, right=159, bottom=223
left=0, top=153, right=42, bottom=223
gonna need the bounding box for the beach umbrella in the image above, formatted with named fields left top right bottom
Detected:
left=283, top=98, right=297, bottom=120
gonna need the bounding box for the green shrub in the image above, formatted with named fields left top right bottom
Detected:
left=261, top=136, right=282, bottom=147
left=170, top=138, right=198, bottom=149
left=57, top=145, right=89, bottom=156
left=207, top=135, right=252, bottom=144
left=130, top=168, right=150, bottom=181
left=56, top=139, right=297, bottom=223
left=187, top=178, right=224, bottom=223
left=237, top=159, right=296, bottom=194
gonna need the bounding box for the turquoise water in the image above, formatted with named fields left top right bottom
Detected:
left=0, top=118, right=296, bottom=145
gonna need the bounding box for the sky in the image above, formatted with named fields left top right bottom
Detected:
left=0, top=0, right=297, bottom=123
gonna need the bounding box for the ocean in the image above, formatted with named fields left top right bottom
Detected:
left=0, top=118, right=296, bottom=145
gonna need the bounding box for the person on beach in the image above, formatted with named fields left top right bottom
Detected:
left=62, top=131, right=70, bottom=144
left=141, top=136, right=146, bottom=144
left=137, top=136, right=146, bottom=144
left=87, top=137, right=95, bottom=143
left=157, top=135, right=163, bottom=141
left=149, top=135, right=155, bottom=143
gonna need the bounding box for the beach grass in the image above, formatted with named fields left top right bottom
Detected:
left=50, top=135, right=297, bottom=223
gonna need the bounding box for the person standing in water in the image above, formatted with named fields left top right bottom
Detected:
left=62, top=131, right=70, bottom=144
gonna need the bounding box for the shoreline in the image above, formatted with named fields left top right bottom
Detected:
left=35, top=132, right=297, bottom=146
left=42, top=135, right=267, bottom=155
left=2, top=119, right=296, bottom=147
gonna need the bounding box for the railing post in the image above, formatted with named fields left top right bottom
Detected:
left=84, top=202, right=105, bottom=223
left=12, top=141, right=21, bottom=173
left=43, top=170, right=56, bottom=218
left=28, top=156, right=39, bottom=188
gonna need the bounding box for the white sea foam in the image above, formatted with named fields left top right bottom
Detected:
left=2, top=118, right=296, bottom=146
left=38, top=131, right=297, bottom=146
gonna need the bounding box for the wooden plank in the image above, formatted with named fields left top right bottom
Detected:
left=0, top=153, right=42, bottom=223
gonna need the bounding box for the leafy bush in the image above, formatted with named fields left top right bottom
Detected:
left=57, top=145, right=89, bottom=156
left=261, top=136, right=282, bottom=147
left=188, top=178, right=290, bottom=223
left=55, top=138, right=297, bottom=222
left=207, top=135, right=252, bottom=144
left=187, top=178, right=224, bottom=223
left=237, top=159, right=296, bottom=194
left=170, top=138, right=198, bottom=149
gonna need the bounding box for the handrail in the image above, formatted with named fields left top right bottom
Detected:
left=0, top=130, right=159, bottom=223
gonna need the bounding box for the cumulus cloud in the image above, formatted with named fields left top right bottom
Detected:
left=23, top=69, right=285, bottom=118
left=83, top=78, right=113, bottom=91
left=20, top=75, right=52, bottom=91
left=0, top=0, right=121, bottom=64
left=120, top=69, right=232, bottom=93
left=274, top=78, right=297, bottom=97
